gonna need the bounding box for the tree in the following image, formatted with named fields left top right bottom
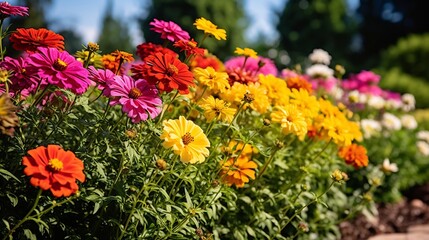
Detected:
left=138, top=0, right=247, bottom=60
left=276, top=0, right=356, bottom=68
left=97, top=0, right=134, bottom=54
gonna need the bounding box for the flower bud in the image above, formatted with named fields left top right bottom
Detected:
left=156, top=159, right=168, bottom=171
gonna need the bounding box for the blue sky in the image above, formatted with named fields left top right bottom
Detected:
left=44, top=0, right=287, bottom=45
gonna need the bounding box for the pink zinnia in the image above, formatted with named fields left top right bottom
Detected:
left=108, top=75, right=162, bottom=123
left=0, top=56, right=39, bottom=96
left=225, top=56, right=278, bottom=76
left=27, top=47, right=90, bottom=94
left=0, top=2, right=28, bottom=19
left=88, top=66, right=115, bottom=95
left=149, top=19, right=190, bottom=42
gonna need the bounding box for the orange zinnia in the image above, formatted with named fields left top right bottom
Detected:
left=9, top=28, right=64, bottom=53
left=338, top=143, right=368, bottom=168
left=143, top=52, right=194, bottom=94
left=22, top=145, right=85, bottom=197
left=220, top=155, right=258, bottom=188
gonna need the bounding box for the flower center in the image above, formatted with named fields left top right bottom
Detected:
left=187, top=41, right=197, bottom=48
left=182, top=132, right=194, bottom=145
left=48, top=158, right=63, bottom=171
left=128, top=87, right=142, bottom=99
left=166, top=64, right=178, bottom=76
left=0, top=69, right=8, bottom=83
left=53, top=58, right=68, bottom=71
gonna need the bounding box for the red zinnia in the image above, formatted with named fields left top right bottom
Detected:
left=173, top=39, right=205, bottom=57
left=22, top=145, right=85, bottom=198
left=10, top=28, right=65, bottom=53
left=136, top=42, right=177, bottom=60
left=143, top=52, right=194, bottom=94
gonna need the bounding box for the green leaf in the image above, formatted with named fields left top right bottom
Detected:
left=246, top=225, right=256, bottom=237
left=23, top=229, right=37, bottom=240
left=0, top=168, right=21, bottom=182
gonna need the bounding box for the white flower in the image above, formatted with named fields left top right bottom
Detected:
left=417, top=130, right=429, bottom=142
left=308, top=49, right=331, bottom=65
left=400, top=114, right=418, bottom=130
left=401, top=93, right=415, bottom=112
left=417, top=141, right=429, bottom=156
left=348, top=90, right=360, bottom=104
left=305, top=64, right=334, bottom=79
left=381, top=112, right=401, bottom=131
left=360, top=119, right=382, bottom=139
left=385, top=99, right=402, bottom=110
left=367, top=95, right=385, bottom=110
left=381, top=158, right=398, bottom=173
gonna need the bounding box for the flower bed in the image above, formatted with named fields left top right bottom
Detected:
left=0, top=2, right=428, bottom=240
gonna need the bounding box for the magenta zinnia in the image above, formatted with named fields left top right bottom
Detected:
left=0, top=2, right=28, bottom=20
left=26, top=47, right=90, bottom=94
left=149, top=18, right=190, bottom=42
left=88, top=66, right=115, bottom=95
left=108, top=75, right=162, bottom=123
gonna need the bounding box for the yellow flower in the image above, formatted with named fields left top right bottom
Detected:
left=193, top=67, right=230, bottom=93
left=289, top=88, right=320, bottom=120
left=258, top=74, right=291, bottom=107
left=271, top=104, right=308, bottom=140
left=194, top=17, right=227, bottom=40
left=200, top=96, right=236, bottom=123
left=0, top=69, right=9, bottom=83
left=234, top=47, right=257, bottom=58
left=0, top=94, right=19, bottom=136
left=160, top=116, right=210, bottom=164
left=74, top=50, right=103, bottom=68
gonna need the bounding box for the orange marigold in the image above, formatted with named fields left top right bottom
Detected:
left=22, top=145, right=85, bottom=197
left=220, top=155, right=258, bottom=188
left=286, top=76, right=313, bottom=94
left=338, top=143, right=368, bottom=168
left=9, top=28, right=65, bottom=53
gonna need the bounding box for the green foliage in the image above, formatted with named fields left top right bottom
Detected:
left=380, top=33, right=429, bottom=82
left=97, top=0, right=134, bottom=54
left=376, top=68, right=429, bottom=108
left=276, top=0, right=356, bottom=67
left=139, top=0, right=246, bottom=60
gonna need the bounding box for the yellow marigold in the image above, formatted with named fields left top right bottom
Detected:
left=220, top=155, right=258, bottom=188
left=289, top=88, right=320, bottom=120
left=271, top=104, right=308, bottom=140
left=0, top=69, right=9, bottom=83
left=320, top=117, right=361, bottom=147
left=194, top=17, right=227, bottom=40
left=200, top=96, right=236, bottom=123
left=338, top=143, right=369, bottom=168
left=160, top=116, right=210, bottom=164
left=193, top=67, right=230, bottom=93
left=258, top=74, right=291, bottom=107
left=245, top=83, right=270, bottom=114
left=219, top=82, right=247, bottom=108
left=234, top=47, right=257, bottom=58
left=111, top=50, right=134, bottom=63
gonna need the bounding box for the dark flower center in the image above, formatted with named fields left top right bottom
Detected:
left=128, top=87, right=142, bottom=99
left=53, top=58, right=68, bottom=71
left=182, top=132, right=194, bottom=145
left=166, top=64, right=178, bottom=76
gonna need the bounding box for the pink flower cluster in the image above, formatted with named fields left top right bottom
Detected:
left=149, top=18, right=190, bottom=42
left=342, top=70, right=383, bottom=96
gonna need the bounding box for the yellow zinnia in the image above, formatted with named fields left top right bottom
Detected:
left=194, top=17, right=227, bottom=40
left=234, top=47, right=258, bottom=58
left=160, top=116, right=210, bottom=164
left=200, top=96, right=236, bottom=123
left=271, top=104, right=308, bottom=140
left=193, top=67, right=230, bottom=93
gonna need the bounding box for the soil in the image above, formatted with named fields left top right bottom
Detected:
left=339, top=183, right=429, bottom=240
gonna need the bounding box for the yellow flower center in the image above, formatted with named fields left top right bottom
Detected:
left=187, top=41, right=197, bottom=48
left=166, top=64, right=178, bottom=76
left=53, top=58, right=68, bottom=71
left=48, top=158, right=63, bottom=171
left=128, top=87, right=142, bottom=99
left=182, top=132, right=194, bottom=145
left=0, top=69, right=9, bottom=83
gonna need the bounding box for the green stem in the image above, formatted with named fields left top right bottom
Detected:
left=5, top=189, right=43, bottom=239
left=310, top=139, right=332, bottom=162
left=157, top=90, right=179, bottom=125
left=0, top=19, right=5, bottom=61
left=270, top=181, right=335, bottom=239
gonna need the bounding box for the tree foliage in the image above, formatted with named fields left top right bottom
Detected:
left=97, top=0, right=134, bottom=54
left=276, top=0, right=356, bottom=67
left=138, top=0, right=247, bottom=60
